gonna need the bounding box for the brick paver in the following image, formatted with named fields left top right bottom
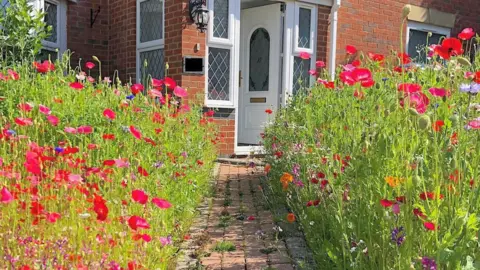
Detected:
left=176, top=164, right=295, bottom=270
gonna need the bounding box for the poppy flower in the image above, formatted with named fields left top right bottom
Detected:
left=18, top=103, right=33, bottom=112
left=15, top=117, right=33, bottom=126
left=152, top=78, right=164, bottom=89
left=149, top=89, right=163, bottom=98
left=467, top=119, right=480, bottom=129
left=413, top=208, right=427, bottom=218
left=7, top=69, right=19, bottom=80
left=93, top=201, right=108, bottom=221
left=458, top=28, right=475, bottom=40
left=265, top=109, right=273, bottom=114
left=428, top=88, right=448, bottom=97
left=398, top=83, right=421, bottom=93
left=69, top=82, right=84, bottom=90
left=380, top=199, right=395, bottom=207
left=0, top=187, right=13, bottom=203
left=352, top=59, right=361, bottom=67
left=398, top=53, right=411, bottom=65
left=432, top=120, right=444, bottom=132
left=435, top=38, right=463, bottom=60
left=419, top=192, right=444, bottom=200
left=102, top=134, right=115, bottom=140
left=401, top=92, right=430, bottom=114
left=173, top=86, right=188, bottom=98
left=103, top=109, right=116, bottom=120
left=129, top=126, right=142, bottom=140
left=299, top=52, right=310, bottom=60
left=368, top=52, right=385, bottom=62
left=30, top=202, right=44, bottom=215
left=164, top=77, right=177, bottom=89
left=85, top=62, right=96, bottom=70
left=424, top=222, right=436, bottom=231
left=128, top=216, right=150, bottom=230
left=316, top=61, right=326, bottom=68
left=137, top=166, right=149, bottom=177
left=346, top=45, right=357, bottom=55
left=308, top=69, right=318, bottom=76
left=131, top=84, right=144, bottom=95
left=152, top=198, right=172, bottom=209
left=132, top=190, right=148, bottom=205
left=33, top=60, right=55, bottom=73
left=77, top=126, right=93, bottom=134
left=38, top=105, right=51, bottom=115
left=286, top=213, right=296, bottom=223
left=46, top=212, right=61, bottom=223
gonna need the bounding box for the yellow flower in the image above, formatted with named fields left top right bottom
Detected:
left=385, top=176, right=405, bottom=188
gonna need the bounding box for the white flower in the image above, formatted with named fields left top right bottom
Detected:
left=79, top=213, right=91, bottom=219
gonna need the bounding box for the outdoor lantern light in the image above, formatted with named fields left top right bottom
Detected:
left=189, top=0, right=209, bottom=33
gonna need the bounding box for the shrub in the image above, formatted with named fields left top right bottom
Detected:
left=264, top=36, right=480, bottom=268
left=0, top=56, right=218, bottom=268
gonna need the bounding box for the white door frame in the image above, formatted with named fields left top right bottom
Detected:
left=233, top=1, right=318, bottom=155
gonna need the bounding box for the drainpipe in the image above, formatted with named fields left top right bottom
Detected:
left=328, top=0, right=341, bottom=81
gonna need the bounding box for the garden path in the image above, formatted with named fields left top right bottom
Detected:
left=175, top=164, right=297, bottom=270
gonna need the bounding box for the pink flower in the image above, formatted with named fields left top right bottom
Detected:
left=18, top=103, right=33, bottom=112
left=129, top=126, right=142, bottom=140
left=15, top=117, right=33, bottom=126
left=152, top=78, right=164, bottom=89
left=308, top=69, right=318, bottom=76
left=46, top=212, right=61, bottom=223
left=148, top=89, right=163, bottom=99
left=468, top=119, right=480, bottom=129
left=128, top=216, right=150, bottom=230
left=299, top=52, right=310, bottom=60
left=47, top=115, right=59, bottom=126
left=152, top=198, right=172, bottom=209
left=7, top=69, right=19, bottom=80
left=132, top=190, right=149, bottom=205
left=458, top=28, right=475, bottom=40
left=131, top=84, right=144, bottom=95
left=428, top=87, right=449, bottom=97
left=1, top=187, right=14, bottom=203
left=173, top=86, right=188, bottom=98
left=39, top=105, right=51, bottom=115
left=69, top=82, right=84, bottom=90
left=103, top=109, right=116, bottom=120
left=392, top=203, right=400, bottom=215
left=77, top=126, right=93, bottom=134
left=64, top=127, right=77, bottom=134
left=316, top=61, right=326, bottom=68
left=85, top=62, right=96, bottom=70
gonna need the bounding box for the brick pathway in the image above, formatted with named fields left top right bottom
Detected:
left=176, top=164, right=295, bottom=270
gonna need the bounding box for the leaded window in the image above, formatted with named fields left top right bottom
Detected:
left=213, top=0, right=228, bottom=39
left=249, top=28, right=270, bottom=92
left=208, top=48, right=230, bottom=101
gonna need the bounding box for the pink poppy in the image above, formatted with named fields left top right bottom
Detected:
left=152, top=78, right=164, bottom=89
left=87, top=76, right=95, bottom=83
left=424, top=222, right=436, bottom=231
left=380, top=199, right=395, bottom=207
left=152, top=198, right=172, bottom=209
left=316, top=61, right=326, bottom=68
left=132, top=190, right=149, bottom=205
left=131, top=84, right=144, bottom=95
left=308, top=69, right=318, bottom=76
left=458, top=28, right=475, bottom=40
left=46, top=115, right=59, bottom=126
left=1, top=187, right=13, bottom=203
left=114, top=158, right=130, bottom=168
left=18, top=103, right=33, bottom=112
left=346, top=45, right=357, bottom=55
left=180, top=104, right=191, bottom=112
left=428, top=87, right=448, bottom=97
left=85, top=62, right=96, bottom=70
left=299, top=52, right=310, bottom=60
left=173, top=86, right=188, bottom=98
left=103, top=109, right=116, bottom=120
left=404, top=92, right=430, bottom=114
left=398, top=83, right=421, bottom=94
left=129, top=126, right=142, bottom=140
left=69, top=82, right=84, bottom=90
left=68, top=174, right=83, bottom=185
left=149, top=89, right=163, bottom=98
left=468, top=119, right=480, bottom=129
left=39, top=105, right=51, bottom=115
left=64, top=127, right=77, bottom=134
left=15, top=117, right=33, bottom=126
left=77, top=126, right=93, bottom=134
left=46, top=212, right=61, bottom=223
left=7, top=69, right=19, bottom=80
left=128, top=216, right=150, bottom=230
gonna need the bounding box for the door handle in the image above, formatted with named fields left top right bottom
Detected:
left=239, top=70, right=243, bottom=88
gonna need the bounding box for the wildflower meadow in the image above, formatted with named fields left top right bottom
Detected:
left=264, top=14, right=480, bottom=270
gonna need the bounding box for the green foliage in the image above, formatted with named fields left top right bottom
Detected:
left=212, top=241, right=236, bottom=252
left=0, top=0, right=50, bottom=66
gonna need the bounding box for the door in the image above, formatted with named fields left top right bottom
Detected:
left=238, top=4, right=282, bottom=145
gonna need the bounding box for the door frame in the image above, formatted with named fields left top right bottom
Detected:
left=221, top=1, right=319, bottom=155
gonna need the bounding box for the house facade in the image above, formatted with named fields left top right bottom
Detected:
left=3, top=0, right=478, bottom=156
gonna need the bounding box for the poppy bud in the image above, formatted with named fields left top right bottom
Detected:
left=402, top=4, right=411, bottom=18
left=457, top=57, right=472, bottom=67
left=449, top=114, right=459, bottom=126
left=92, top=56, right=100, bottom=63
left=418, top=115, right=431, bottom=130
left=409, top=108, right=419, bottom=116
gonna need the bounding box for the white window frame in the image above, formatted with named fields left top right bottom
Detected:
left=286, top=2, right=317, bottom=97
left=136, top=0, right=165, bottom=82
left=406, top=21, right=451, bottom=53
left=39, top=0, right=67, bottom=59
left=205, top=0, right=239, bottom=108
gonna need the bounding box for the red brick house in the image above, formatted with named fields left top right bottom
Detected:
left=3, top=0, right=478, bottom=156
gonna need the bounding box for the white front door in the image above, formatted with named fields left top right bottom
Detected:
left=238, top=4, right=282, bottom=145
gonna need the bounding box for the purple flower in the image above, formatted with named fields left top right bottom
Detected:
left=460, top=83, right=480, bottom=94
left=181, top=151, right=188, bottom=158
left=422, top=257, right=437, bottom=270
left=249, top=162, right=255, bottom=168
left=292, top=164, right=301, bottom=177
left=391, top=226, right=405, bottom=246
left=160, top=235, right=173, bottom=246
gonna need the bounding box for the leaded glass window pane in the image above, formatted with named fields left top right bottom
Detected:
left=44, top=1, right=57, bottom=43
left=1, top=0, right=8, bottom=17
left=140, top=0, right=163, bottom=43
left=293, top=56, right=310, bottom=95
left=208, top=48, right=230, bottom=100
left=213, top=0, right=228, bottom=39
left=140, top=49, right=164, bottom=83
left=298, top=8, right=311, bottom=48
left=249, top=28, right=270, bottom=92
left=408, top=29, right=445, bottom=63
left=37, top=49, right=58, bottom=62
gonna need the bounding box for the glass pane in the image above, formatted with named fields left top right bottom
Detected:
left=249, top=28, right=270, bottom=92
left=140, top=0, right=163, bottom=43
left=140, top=49, right=165, bottom=82
left=1, top=0, right=8, bottom=17
left=408, top=29, right=445, bottom=63
left=37, top=49, right=58, bottom=62
left=293, top=56, right=310, bottom=95
left=44, top=1, right=57, bottom=43
left=208, top=48, right=230, bottom=101
left=298, top=8, right=311, bottom=48
left=213, top=0, right=228, bottom=39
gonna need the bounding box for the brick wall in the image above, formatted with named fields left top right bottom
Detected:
left=336, top=0, right=480, bottom=62
left=67, top=0, right=110, bottom=78
left=317, top=5, right=331, bottom=66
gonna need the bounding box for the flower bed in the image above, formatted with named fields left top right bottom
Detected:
left=264, top=30, right=480, bottom=268
left=0, top=58, right=217, bottom=269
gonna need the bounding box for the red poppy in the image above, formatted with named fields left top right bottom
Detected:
left=46, top=212, right=61, bottom=223
left=361, top=79, right=375, bottom=88
left=380, top=199, right=395, bottom=207
left=458, top=28, right=475, bottom=40
left=129, top=126, right=142, bottom=140
left=102, top=134, right=115, bottom=140
left=340, top=68, right=372, bottom=86
left=85, top=62, right=96, bottom=70
left=265, top=109, right=273, bottom=114
left=77, top=126, right=93, bottom=134
left=432, top=120, right=444, bottom=132
left=204, top=110, right=215, bottom=117
left=435, top=38, right=463, bottom=60
left=152, top=198, right=172, bottom=209
left=69, top=82, right=84, bottom=90
left=103, top=160, right=115, bottom=166
left=33, top=60, right=55, bottom=73
left=398, top=53, right=411, bottom=65
left=323, top=81, right=335, bottom=89
left=132, top=189, right=148, bottom=205
left=103, top=109, right=116, bottom=120
left=128, top=216, right=150, bottom=230
left=15, top=117, right=33, bottom=126
left=424, top=222, right=436, bottom=231
left=352, top=59, right=361, bottom=67
left=346, top=45, right=357, bottom=55
left=398, top=83, right=421, bottom=94
left=93, top=201, right=108, bottom=221
left=164, top=77, right=177, bottom=89
left=413, top=208, right=427, bottom=218
left=320, top=180, right=329, bottom=189
left=450, top=132, right=458, bottom=145
left=131, top=84, right=144, bottom=95
left=137, top=166, right=149, bottom=177
left=368, top=52, right=385, bottom=62
left=420, top=192, right=444, bottom=200
left=30, top=202, right=44, bottom=216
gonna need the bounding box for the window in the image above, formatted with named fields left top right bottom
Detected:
left=292, top=4, right=316, bottom=94
left=39, top=0, right=66, bottom=61
left=407, top=21, right=450, bottom=63
left=1, top=0, right=8, bottom=17
left=136, top=0, right=164, bottom=83
left=206, top=0, right=236, bottom=107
